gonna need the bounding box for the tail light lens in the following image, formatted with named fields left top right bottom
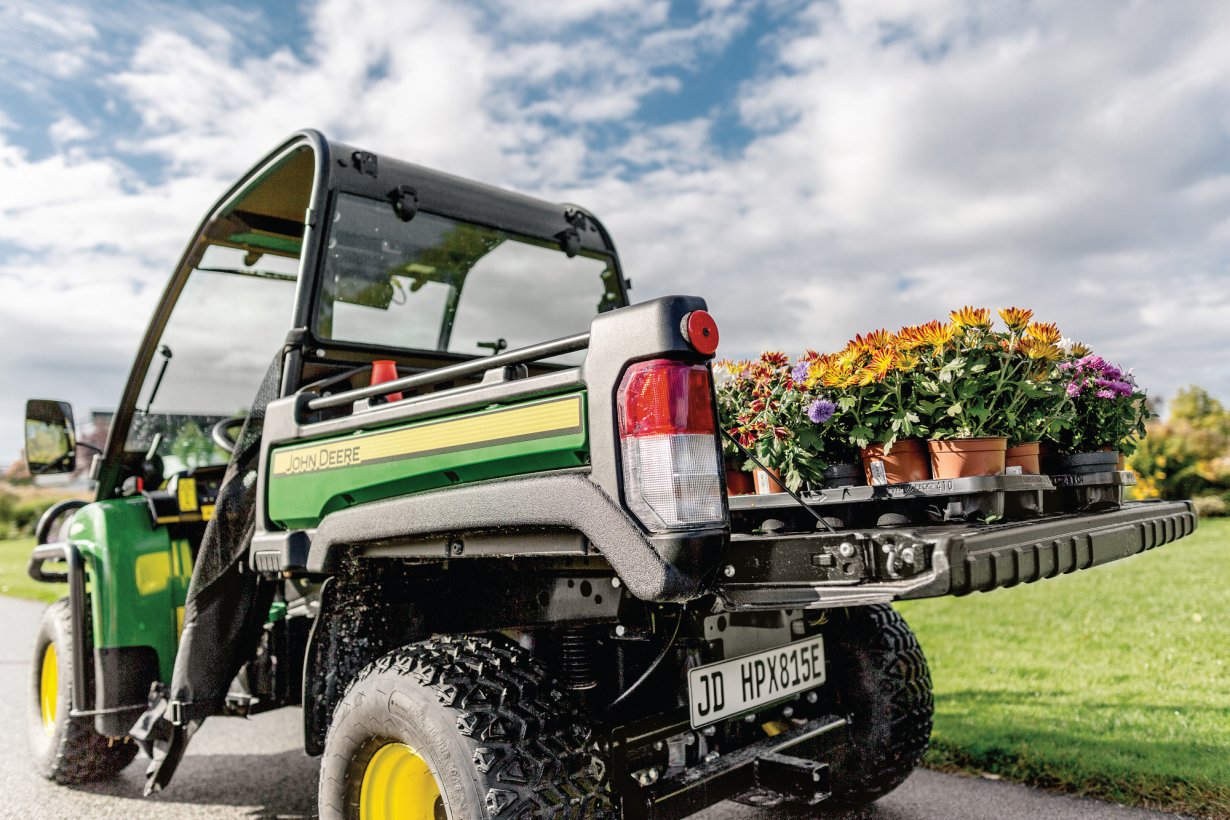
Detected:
left=617, top=359, right=724, bottom=532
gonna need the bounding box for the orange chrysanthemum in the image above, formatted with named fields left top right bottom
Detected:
left=998, top=306, right=1033, bottom=331
left=760, top=351, right=790, bottom=368
left=861, top=348, right=896, bottom=383
left=950, top=306, right=992, bottom=328
left=862, top=328, right=893, bottom=349
left=918, top=320, right=956, bottom=348
left=836, top=346, right=864, bottom=370
left=1025, top=321, right=1062, bottom=345
left=894, top=325, right=928, bottom=350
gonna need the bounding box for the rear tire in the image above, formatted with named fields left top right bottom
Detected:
left=319, top=634, right=612, bottom=819
left=28, top=598, right=138, bottom=783
left=823, top=604, right=933, bottom=808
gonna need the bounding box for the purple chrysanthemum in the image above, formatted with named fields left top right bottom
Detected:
left=1066, top=382, right=1083, bottom=397
left=791, top=360, right=810, bottom=382
left=807, top=398, right=837, bottom=424
left=1096, top=389, right=1115, bottom=399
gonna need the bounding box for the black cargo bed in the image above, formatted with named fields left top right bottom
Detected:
left=715, top=500, right=1196, bottom=611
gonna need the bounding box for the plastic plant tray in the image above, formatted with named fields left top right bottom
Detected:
left=728, top=474, right=1055, bottom=511
left=1045, top=470, right=1136, bottom=514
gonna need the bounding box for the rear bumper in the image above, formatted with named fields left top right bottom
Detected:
left=715, top=500, right=1196, bottom=610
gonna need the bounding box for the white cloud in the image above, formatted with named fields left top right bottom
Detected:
left=3, top=0, right=1230, bottom=462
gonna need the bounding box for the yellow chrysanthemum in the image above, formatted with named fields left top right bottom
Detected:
left=895, top=352, right=921, bottom=372
left=1019, top=337, right=1062, bottom=361
left=864, top=348, right=896, bottom=382
left=998, top=306, right=1033, bottom=331
left=1069, top=341, right=1092, bottom=357
left=950, top=306, right=992, bottom=328
left=1026, top=321, right=1062, bottom=345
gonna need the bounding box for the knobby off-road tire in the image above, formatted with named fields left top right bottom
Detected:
left=319, top=634, right=613, bottom=820
left=824, top=604, right=933, bottom=808
left=28, top=598, right=138, bottom=783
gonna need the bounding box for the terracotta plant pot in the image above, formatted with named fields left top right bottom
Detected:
left=753, top=467, right=786, bottom=495
left=928, top=437, right=1008, bottom=479
left=820, top=462, right=864, bottom=489
left=725, top=463, right=755, bottom=496
left=1052, top=450, right=1120, bottom=476
left=860, top=439, right=930, bottom=486
left=1004, top=441, right=1042, bottom=475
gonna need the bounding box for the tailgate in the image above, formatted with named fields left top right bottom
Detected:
left=715, top=500, right=1196, bottom=610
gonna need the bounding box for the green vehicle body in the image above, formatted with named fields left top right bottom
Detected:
left=267, top=392, right=589, bottom=529
left=66, top=499, right=192, bottom=682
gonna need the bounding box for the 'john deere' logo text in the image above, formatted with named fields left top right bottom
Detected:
left=283, top=445, right=361, bottom=475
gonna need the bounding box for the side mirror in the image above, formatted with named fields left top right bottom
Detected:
left=24, top=399, right=77, bottom=475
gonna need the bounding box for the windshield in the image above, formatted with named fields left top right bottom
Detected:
left=317, top=193, right=621, bottom=361
left=124, top=245, right=299, bottom=471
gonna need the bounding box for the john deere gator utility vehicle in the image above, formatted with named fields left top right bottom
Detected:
left=23, top=130, right=1196, bottom=819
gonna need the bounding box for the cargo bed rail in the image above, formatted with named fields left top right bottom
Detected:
left=715, top=500, right=1196, bottom=610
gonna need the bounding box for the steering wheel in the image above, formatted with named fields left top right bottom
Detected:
left=211, top=416, right=247, bottom=455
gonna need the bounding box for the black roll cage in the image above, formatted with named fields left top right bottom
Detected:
left=96, top=130, right=631, bottom=501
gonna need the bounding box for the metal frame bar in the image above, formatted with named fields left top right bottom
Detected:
left=305, top=331, right=590, bottom=411
left=28, top=542, right=91, bottom=713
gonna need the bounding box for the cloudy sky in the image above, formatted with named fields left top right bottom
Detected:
left=3, top=0, right=1230, bottom=464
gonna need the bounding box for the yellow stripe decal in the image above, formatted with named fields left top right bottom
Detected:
left=270, top=395, right=584, bottom=477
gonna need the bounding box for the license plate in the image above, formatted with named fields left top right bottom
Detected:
left=687, top=636, right=826, bottom=728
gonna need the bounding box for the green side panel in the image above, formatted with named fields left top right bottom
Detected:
left=267, top=392, right=589, bottom=529
left=67, top=499, right=192, bottom=682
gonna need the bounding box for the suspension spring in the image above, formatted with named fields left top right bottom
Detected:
left=559, top=625, right=598, bottom=691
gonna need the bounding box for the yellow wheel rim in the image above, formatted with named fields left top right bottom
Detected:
left=359, top=742, right=445, bottom=820
left=39, top=643, right=58, bottom=736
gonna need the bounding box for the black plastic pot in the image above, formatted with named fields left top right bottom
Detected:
left=1050, top=450, right=1120, bottom=476
left=821, top=462, right=864, bottom=489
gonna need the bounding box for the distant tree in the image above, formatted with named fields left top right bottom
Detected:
left=1130, top=385, right=1230, bottom=500
left=169, top=421, right=219, bottom=469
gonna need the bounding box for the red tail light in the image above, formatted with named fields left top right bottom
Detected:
left=618, top=361, right=716, bottom=438
left=617, top=359, right=724, bottom=532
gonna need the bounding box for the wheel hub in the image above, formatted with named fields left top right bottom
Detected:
left=39, top=643, right=58, bottom=736
left=359, top=742, right=445, bottom=820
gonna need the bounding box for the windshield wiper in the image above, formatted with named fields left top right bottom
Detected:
left=142, top=345, right=173, bottom=414
left=195, top=266, right=297, bottom=282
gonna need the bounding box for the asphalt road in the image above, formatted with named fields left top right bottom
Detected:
left=0, top=595, right=1185, bottom=820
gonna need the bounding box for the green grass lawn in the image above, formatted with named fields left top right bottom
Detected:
left=898, top=517, right=1230, bottom=818
left=0, top=537, right=64, bottom=603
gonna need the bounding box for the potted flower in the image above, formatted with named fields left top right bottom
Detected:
left=715, top=353, right=816, bottom=493
left=998, top=311, right=1072, bottom=474
left=1047, top=353, right=1149, bottom=474
left=716, top=352, right=860, bottom=493
left=789, top=352, right=863, bottom=488
left=713, top=359, right=757, bottom=494
left=821, top=330, right=931, bottom=485
left=910, top=307, right=1070, bottom=479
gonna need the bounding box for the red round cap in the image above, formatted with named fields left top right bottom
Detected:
left=684, top=310, right=720, bottom=355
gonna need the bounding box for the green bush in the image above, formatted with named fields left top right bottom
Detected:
left=1193, top=495, right=1228, bottom=518
left=0, top=491, right=68, bottom=539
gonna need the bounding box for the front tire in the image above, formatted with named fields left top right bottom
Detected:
left=28, top=598, right=138, bottom=783
left=319, top=635, right=611, bottom=819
